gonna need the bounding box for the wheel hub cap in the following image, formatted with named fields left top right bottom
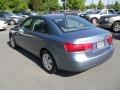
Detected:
left=10, top=37, right=15, bottom=47
left=114, top=23, right=120, bottom=32
left=43, top=53, right=53, bottom=71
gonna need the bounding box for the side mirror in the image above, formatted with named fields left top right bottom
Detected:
left=19, top=29, right=24, bottom=34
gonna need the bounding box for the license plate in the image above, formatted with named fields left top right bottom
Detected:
left=97, top=41, right=105, bottom=49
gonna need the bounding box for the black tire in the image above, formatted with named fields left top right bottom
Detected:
left=91, top=18, right=98, bottom=25
left=10, top=36, right=17, bottom=49
left=112, top=22, right=120, bottom=33
left=9, top=20, right=15, bottom=25
left=41, top=50, right=57, bottom=74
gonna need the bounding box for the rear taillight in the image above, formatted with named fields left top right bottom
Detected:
left=64, top=43, right=93, bottom=52
left=107, top=36, right=112, bottom=44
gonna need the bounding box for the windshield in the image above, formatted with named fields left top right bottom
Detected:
left=52, top=15, right=95, bottom=32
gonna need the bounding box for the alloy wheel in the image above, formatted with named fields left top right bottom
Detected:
left=91, top=18, right=98, bottom=25
left=41, top=50, right=57, bottom=74
left=10, top=37, right=15, bottom=48
left=113, top=22, right=120, bottom=32
left=42, top=53, right=53, bottom=71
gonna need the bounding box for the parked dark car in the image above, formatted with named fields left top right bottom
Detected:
left=99, top=11, right=120, bottom=32
left=13, top=11, right=38, bottom=18
left=9, top=14, right=114, bottom=74
left=0, top=12, right=23, bottom=25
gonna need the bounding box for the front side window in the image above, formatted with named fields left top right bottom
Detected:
left=108, top=10, right=115, bottom=14
left=21, top=18, right=33, bottom=30
left=33, top=18, right=49, bottom=33
left=100, top=11, right=107, bottom=14
left=52, top=15, right=95, bottom=32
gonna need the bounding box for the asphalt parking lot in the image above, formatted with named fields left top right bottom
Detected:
left=0, top=26, right=120, bottom=90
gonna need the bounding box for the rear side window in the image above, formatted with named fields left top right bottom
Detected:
left=33, top=18, right=49, bottom=34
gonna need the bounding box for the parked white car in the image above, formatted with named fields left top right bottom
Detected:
left=85, top=9, right=116, bottom=24
left=0, top=20, right=7, bottom=30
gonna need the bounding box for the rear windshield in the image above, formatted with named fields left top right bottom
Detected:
left=52, top=15, right=95, bottom=32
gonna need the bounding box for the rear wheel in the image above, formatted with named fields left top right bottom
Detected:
left=112, top=22, right=120, bottom=33
left=41, top=50, right=57, bottom=74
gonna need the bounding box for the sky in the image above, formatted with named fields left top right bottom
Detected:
left=85, top=0, right=119, bottom=5
left=58, top=0, right=120, bottom=6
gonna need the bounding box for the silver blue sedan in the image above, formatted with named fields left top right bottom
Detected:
left=9, top=14, right=114, bottom=74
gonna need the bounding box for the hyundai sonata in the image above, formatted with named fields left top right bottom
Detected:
left=9, top=14, right=114, bottom=74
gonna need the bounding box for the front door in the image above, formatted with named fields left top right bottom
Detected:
left=15, top=17, right=34, bottom=51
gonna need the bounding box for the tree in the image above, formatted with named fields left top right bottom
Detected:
left=113, top=1, right=120, bottom=9
left=28, top=0, right=60, bottom=12
left=9, top=0, right=28, bottom=11
left=47, top=0, right=60, bottom=11
left=28, top=0, right=44, bottom=11
left=68, top=0, right=86, bottom=10
left=0, top=0, right=28, bottom=11
left=90, top=4, right=97, bottom=9
left=97, top=0, right=105, bottom=9
left=0, top=0, right=9, bottom=11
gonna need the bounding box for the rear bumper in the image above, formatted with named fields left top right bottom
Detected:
left=0, top=23, right=7, bottom=30
left=54, top=46, right=114, bottom=72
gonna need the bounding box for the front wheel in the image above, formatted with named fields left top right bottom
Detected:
left=10, top=36, right=17, bottom=49
left=91, top=18, right=98, bottom=25
left=112, top=22, right=120, bottom=33
left=41, top=50, right=57, bottom=74
left=9, top=20, right=15, bottom=25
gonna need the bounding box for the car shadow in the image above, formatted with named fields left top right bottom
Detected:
left=112, top=33, right=120, bottom=40
left=0, top=29, right=6, bottom=32
left=7, top=41, right=80, bottom=77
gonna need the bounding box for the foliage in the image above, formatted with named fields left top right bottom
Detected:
left=0, top=0, right=28, bottom=11
left=9, top=0, right=28, bottom=11
left=0, top=0, right=9, bottom=11
left=47, top=0, right=60, bottom=11
left=28, top=0, right=60, bottom=12
left=28, top=0, right=44, bottom=11
left=68, top=0, right=86, bottom=10
left=113, top=1, right=120, bottom=9
left=1, top=0, right=119, bottom=13
left=97, top=0, right=105, bottom=9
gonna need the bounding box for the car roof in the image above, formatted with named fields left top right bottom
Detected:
left=41, top=14, right=65, bottom=19
left=31, top=14, right=79, bottom=20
